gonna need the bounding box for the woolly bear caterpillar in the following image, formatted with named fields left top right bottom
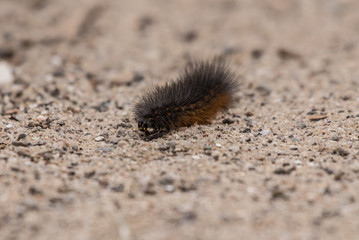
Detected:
left=133, top=59, right=238, bottom=140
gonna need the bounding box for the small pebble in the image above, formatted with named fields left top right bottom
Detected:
left=0, top=61, right=13, bottom=85
left=17, top=133, right=27, bottom=141
left=51, top=55, right=63, bottom=66
left=53, top=69, right=65, bottom=77
left=204, top=145, right=212, bottom=151
left=330, top=136, right=339, bottom=142
left=168, top=141, right=176, bottom=149
left=5, top=109, right=18, bottom=115
left=12, top=141, right=30, bottom=147
left=204, top=150, right=212, bottom=156
left=255, top=86, right=271, bottom=96
left=222, top=118, right=234, bottom=125
left=296, top=121, right=307, bottom=129
left=245, top=111, right=254, bottom=117
left=100, top=147, right=113, bottom=152
left=192, top=155, right=200, bottom=160
left=36, top=115, right=47, bottom=121
left=308, top=114, right=327, bottom=121
left=212, top=150, right=221, bottom=160
left=164, top=185, right=175, bottom=193
left=95, top=136, right=104, bottom=142
left=158, top=145, right=170, bottom=151
left=111, top=184, right=124, bottom=192
left=333, top=148, right=349, bottom=157
left=260, top=129, right=271, bottom=136
left=251, top=49, right=264, bottom=59
left=229, top=145, right=240, bottom=153
left=0, top=47, right=15, bottom=59
left=159, top=177, right=174, bottom=185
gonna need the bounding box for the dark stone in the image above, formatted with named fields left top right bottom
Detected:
left=222, top=118, right=234, bottom=125
left=332, top=148, right=349, bottom=157
left=111, top=184, right=125, bottom=192
left=12, top=141, right=31, bottom=147
left=17, top=133, right=27, bottom=141
left=251, top=49, right=264, bottom=59
left=0, top=46, right=14, bottom=59
left=93, top=100, right=110, bottom=112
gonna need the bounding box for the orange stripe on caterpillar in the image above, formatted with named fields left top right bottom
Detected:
left=171, top=94, right=232, bottom=128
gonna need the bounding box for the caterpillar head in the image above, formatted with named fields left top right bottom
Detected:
left=137, top=121, right=149, bottom=135
left=136, top=116, right=169, bottom=140
left=137, top=117, right=156, bottom=136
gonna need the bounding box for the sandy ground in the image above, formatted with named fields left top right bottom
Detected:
left=1, top=0, right=359, bottom=239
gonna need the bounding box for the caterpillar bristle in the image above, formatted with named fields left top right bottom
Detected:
left=133, top=58, right=238, bottom=140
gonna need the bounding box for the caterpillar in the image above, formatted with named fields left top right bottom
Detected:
left=133, top=59, right=238, bottom=140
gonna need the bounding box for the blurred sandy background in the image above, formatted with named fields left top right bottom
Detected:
left=1, top=0, right=359, bottom=239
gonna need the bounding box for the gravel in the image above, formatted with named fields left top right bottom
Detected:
left=1, top=1, right=359, bottom=240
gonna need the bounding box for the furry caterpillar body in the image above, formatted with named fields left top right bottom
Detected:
left=134, top=59, right=238, bottom=140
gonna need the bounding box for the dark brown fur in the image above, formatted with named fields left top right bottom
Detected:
left=133, top=59, right=238, bottom=140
